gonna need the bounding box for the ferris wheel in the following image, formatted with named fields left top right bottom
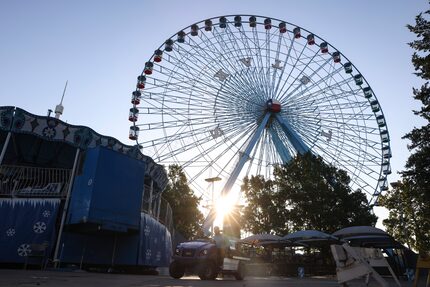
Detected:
left=128, top=15, right=391, bottom=207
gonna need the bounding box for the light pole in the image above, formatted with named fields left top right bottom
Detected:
left=203, top=176, right=221, bottom=234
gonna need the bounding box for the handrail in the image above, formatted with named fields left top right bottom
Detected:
left=0, top=165, right=72, bottom=198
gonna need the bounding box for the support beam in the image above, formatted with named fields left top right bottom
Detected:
left=220, top=112, right=271, bottom=196
left=275, top=114, right=309, bottom=155
left=269, top=129, right=292, bottom=164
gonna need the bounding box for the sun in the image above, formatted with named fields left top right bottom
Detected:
left=213, top=194, right=236, bottom=228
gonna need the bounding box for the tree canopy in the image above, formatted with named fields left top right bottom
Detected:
left=162, top=164, right=204, bottom=239
left=242, top=152, right=377, bottom=235
left=380, top=6, right=430, bottom=253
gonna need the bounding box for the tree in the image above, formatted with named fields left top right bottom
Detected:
left=380, top=7, right=430, bottom=253
left=241, top=152, right=377, bottom=235
left=163, top=164, right=204, bottom=239
left=241, top=175, right=286, bottom=235
left=275, top=153, right=376, bottom=234
left=379, top=180, right=416, bottom=250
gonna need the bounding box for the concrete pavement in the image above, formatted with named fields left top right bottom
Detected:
left=0, top=269, right=423, bottom=287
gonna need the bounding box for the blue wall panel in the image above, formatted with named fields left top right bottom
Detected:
left=60, top=213, right=172, bottom=267
left=138, top=213, right=172, bottom=267
left=59, top=232, right=117, bottom=265
left=67, top=147, right=146, bottom=232
left=0, top=199, right=60, bottom=263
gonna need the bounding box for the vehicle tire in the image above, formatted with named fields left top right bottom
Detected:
left=234, top=262, right=246, bottom=281
left=198, top=261, right=218, bottom=280
left=169, top=261, right=185, bottom=279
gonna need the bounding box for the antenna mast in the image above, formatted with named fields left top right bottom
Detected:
left=55, top=81, right=68, bottom=119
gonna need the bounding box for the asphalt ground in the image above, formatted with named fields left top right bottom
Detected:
left=0, top=269, right=425, bottom=287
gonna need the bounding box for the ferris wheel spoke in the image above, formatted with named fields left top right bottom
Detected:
left=191, top=121, right=261, bottom=184
left=269, top=31, right=284, bottom=98
left=294, top=88, right=362, bottom=107
left=308, top=130, right=380, bottom=169
left=274, top=39, right=311, bottom=100
left=278, top=57, right=334, bottom=103
left=317, top=122, right=380, bottom=148
left=284, top=118, right=379, bottom=170
left=163, top=52, right=222, bottom=88
left=300, top=118, right=381, bottom=157
left=218, top=73, right=264, bottom=105
left=251, top=27, right=271, bottom=98
left=288, top=79, right=356, bottom=110
left=224, top=25, right=256, bottom=64
left=166, top=116, right=256, bottom=159
left=310, top=139, right=379, bottom=184
left=186, top=123, right=257, bottom=183
left=283, top=59, right=340, bottom=104
left=236, top=26, right=263, bottom=68
left=145, top=76, right=219, bottom=105
left=185, top=32, right=268, bottom=106
left=169, top=45, right=219, bottom=77
left=152, top=57, right=223, bottom=94
left=193, top=27, right=246, bottom=77
left=138, top=122, right=221, bottom=149
left=272, top=35, right=296, bottom=98
left=190, top=128, right=254, bottom=167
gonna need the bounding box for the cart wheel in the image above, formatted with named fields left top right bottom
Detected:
left=235, top=262, right=246, bottom=280
left=198, top=261, right=218, bottom=280
left=169, top=260, right=185, bottom=279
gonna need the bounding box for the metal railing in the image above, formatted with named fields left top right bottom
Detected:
left=141, top=185, right=174, bottom=234
left=0, top=165, right=71, bottom=198
left=158, top=197, right=173, bottom=233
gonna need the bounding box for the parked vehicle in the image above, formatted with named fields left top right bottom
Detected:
left=169, top=239, right=249, bottom=280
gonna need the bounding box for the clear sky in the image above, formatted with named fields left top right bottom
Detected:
left=1, top=0, right=428, bottom=228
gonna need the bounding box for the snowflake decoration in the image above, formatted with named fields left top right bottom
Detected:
left=42, top=210, right=51, bottom=218
left=33, top=222, right=47, bottom=234
left=17, top=244, right=31, bottom=257
left=6, top=228, right=15, bottom=237
left=146, top=249, right=151, bottom=260
left=42, top=127, right=56, bottom=139
left=144, top=225, right=150, bottom=236
left=156, top=251, right=161, bottom=261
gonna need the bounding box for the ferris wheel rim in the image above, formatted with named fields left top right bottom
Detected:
left=129, top=14, right=391, bottom=206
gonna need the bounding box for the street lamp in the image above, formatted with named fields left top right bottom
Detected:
left=203, top=176, right=222, bottom=234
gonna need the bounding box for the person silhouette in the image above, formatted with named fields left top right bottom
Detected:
left=213, top=226, right=228, bottom=266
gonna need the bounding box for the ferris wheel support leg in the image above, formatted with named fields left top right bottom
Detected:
left=270, top=129, right=293, bottom=164
left=275, top=114, right=310, bottom=155
left=220, top=113, right=271, bottom=197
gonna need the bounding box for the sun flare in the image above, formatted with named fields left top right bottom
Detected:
left=213, top=194, right=236, bottom=228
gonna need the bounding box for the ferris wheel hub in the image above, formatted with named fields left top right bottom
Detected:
left=266, top=99, right=281, bottom=113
